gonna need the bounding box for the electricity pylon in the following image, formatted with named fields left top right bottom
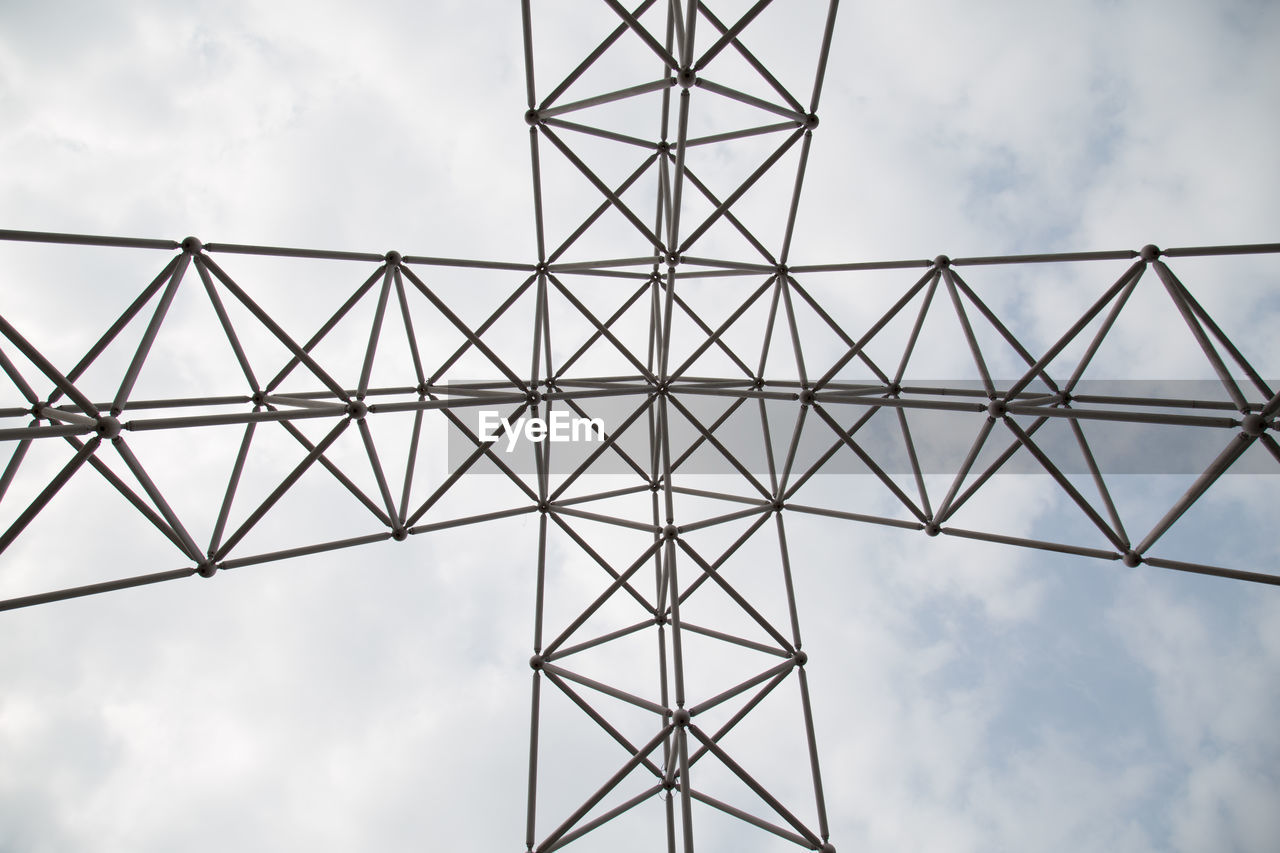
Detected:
left=1, top=2, right=1276, bottom=850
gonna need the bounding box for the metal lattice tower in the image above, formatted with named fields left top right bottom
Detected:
left=1, top=2, right=1277, bottom=850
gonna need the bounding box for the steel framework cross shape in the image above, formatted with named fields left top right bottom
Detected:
left=0, top=2, right=1277, bottom=851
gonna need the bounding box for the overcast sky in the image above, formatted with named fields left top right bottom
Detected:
left=1, top=1, right=1278, bottom=851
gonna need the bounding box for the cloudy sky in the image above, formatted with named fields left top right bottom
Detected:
left=1, top=1, right=1278, bottom=851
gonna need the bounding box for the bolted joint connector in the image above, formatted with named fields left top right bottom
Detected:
left=95, top=416, right=122, bottom=440
left=1241, top=413, right=1266, bottom=437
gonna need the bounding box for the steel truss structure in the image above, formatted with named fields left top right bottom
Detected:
left=1, top=2, right=1277, bottom=851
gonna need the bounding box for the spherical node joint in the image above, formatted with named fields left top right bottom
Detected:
left=793, top=649, right=808, bottom=666
left=95, top=416, right=122, bottom=440
left=676, top=67, right=697, bottom=89
left=392, top=526, right=408, bottom=541
left=385, top=250, right=402, bottom=266
left=1241, top=413, right=1266, bottom=437
left=1122, top=550, right=1142, bottom=568
left=933, top=254, right=951, bottom=269
left=197, top=561, right=218, bottom=578
left=987, top=399, right=1007, bottom=418
left=924, top=522, right=940, bottom=537
left=524, top=109, right=540, bottom=127
left=181, top=236, right=203, bottom=254
left=671, top=707, right=691, bottom=726
left=1139, top=244, right=1161, bottom=262
left=803, top=112, right=819, bottom=130
left=663, top=524, right=679, bottom=540
left=346, top=400, right=368, bottom=420
left=799, top=389, right=816, bottom=406
left=529, top=654, right=544, bottom=671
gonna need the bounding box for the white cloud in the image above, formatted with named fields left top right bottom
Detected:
left=1110, top=574, right=1280, bottom=852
